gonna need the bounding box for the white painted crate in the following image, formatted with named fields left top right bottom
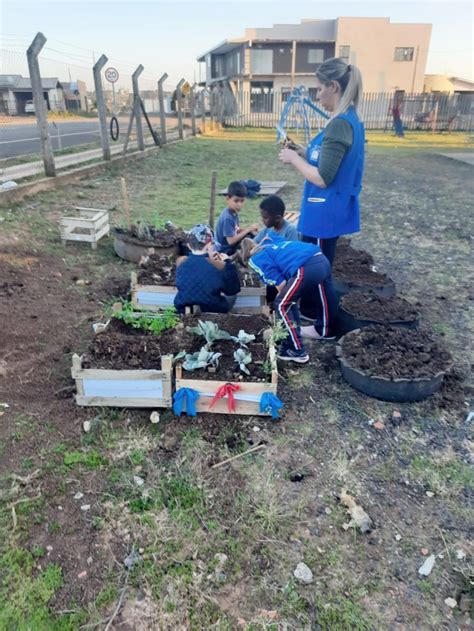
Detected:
left=59, top=207, right=110, bottom=250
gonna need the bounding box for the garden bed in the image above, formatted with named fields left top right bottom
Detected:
left=131, top=271, right=267, bottom=313
left=173, top=313, right=279, bottom=416
left=336, top=325, right=452, bottom=401
left=74, top=310, right=178, bottom=407
left=338, top=292, right=420, bottom=333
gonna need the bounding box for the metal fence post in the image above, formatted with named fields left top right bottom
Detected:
left=26, top=32, right=56, bottom=177
left=157, top=72, right=168, bottom=145
left=176, top=78, right=185, bottom=140
left=132, top=65, right=144, bottom=151
left=200, top=88, right=208, bottom=134
left=190, top=83, right=197, bottom=136
left=93, top=54, right=111, bottom=161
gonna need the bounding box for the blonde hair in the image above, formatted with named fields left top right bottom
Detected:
left=316, top=57, right=363, bottom=119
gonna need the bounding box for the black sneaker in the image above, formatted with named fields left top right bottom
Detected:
left=277, top=348, right=310, bottom=364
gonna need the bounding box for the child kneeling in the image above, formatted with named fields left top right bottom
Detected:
left=248, top=240, right=337, bottom=363
left=174, top=224, right=241, bottom=314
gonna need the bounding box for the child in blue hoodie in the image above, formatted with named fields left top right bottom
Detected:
left=248, top=239, right=337, bottom=363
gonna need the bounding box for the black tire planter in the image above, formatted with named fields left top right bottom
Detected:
left=336, top=330, right=450, bottom=402
left=333, top=276, right=396, bottom=300
left=337, top=304, right=420, bottom=335
left=111, top=228, right=180, bottom=263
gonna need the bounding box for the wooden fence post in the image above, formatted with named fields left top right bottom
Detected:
left=209, top=170, right=217, bottom=229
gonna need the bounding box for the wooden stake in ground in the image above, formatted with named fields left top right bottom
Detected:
left=211, top=443, right=266, bottom=469
left=209, top=170, right=217, bottom=230
left=120, top=177, right=132, bottom=229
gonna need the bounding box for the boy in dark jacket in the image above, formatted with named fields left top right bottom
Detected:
left=248, top=240, right=337, bottom=363
left=174, top=224, right=241, bottom=314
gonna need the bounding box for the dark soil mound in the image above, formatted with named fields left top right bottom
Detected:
left=340, top=292, right=419, bottom=323
left=82, top=313, right=272, bottom=380
left=341, top=325, right=452, bottom=379
left=333, top=243, right=391, bottom=287
left=137, top=253, right=177, bottom=285
left=112, top=223, right=186, bottom=248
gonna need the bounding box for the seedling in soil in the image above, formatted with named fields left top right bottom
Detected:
left=112, top=301, right=179, bottom=336
left=234, top=330, right=256, bottom=348
left=182, top=347, right=222, bottom=371
left=187, top=320, right=233, bottom=349
left=234, top=348, right=252, bottom=375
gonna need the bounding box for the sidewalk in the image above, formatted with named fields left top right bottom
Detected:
left=0, top=131, right=182, bottom=183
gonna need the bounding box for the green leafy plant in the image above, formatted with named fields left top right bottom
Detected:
left=234, top=348, right=252, bottom=375
left=113, top=301, right=179, bottom=336
left=233, top=329, right=256, bottom=347
left=265, top=315, right=288, bottom=348
left=182, top=347, right=222, bottom=371
left=187, top=320, right=233, bottom=349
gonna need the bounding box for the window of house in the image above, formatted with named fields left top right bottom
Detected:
left=281, top=87, right=291, bottom=102
left=251, top=49, right=273, bottom=74
left=339, top=45, right=350, bottom=62
left=394, top=47, right=414, bottom=61
left=308, top=49, right=324, bottom=64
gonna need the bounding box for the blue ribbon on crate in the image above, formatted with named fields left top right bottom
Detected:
left=173, top=387, right=200, bottom=417
left=259, top=392, right=284, bottom=419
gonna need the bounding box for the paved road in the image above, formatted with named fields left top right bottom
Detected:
left=0, top=121, right=101, bottom=159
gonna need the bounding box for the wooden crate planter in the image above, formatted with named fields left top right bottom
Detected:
left=131, top=272, right=268, bottom=314
left=174, top=343, right=278, bottom=416
left=60, top=207, right=110, bottom=250
left=71, top=353, right=173, bottom=408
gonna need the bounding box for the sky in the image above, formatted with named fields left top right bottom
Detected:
left=0, top=0, right=472, bottom=90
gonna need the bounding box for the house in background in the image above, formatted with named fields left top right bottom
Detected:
left=0, top=74, right=66, bottom=114
left=197, top=16, right=432, bottom=106
left=424, top=75, right=474, bottom=94
left=61, top=80, right=89, bottom=111
left=0, top=75, right=90, bottom=115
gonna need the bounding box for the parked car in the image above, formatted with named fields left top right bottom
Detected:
left=24, top=100, right=35, bottom=114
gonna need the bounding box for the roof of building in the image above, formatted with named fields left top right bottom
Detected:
left=0, top=74, right=62, bottom=90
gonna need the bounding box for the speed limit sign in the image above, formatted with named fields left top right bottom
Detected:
left=105, top=67, right=119, bottom=83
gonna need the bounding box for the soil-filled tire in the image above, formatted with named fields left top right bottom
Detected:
left=336, top=330, right=449, bottom=402
left=112, top=229, right=179, bottom=263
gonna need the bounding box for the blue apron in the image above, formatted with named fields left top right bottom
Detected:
left=298, top=106, right=365, bottom=239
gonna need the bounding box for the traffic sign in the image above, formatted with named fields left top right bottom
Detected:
left=105, top=67, right=119, bottom=83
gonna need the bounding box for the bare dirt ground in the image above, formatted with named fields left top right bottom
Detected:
left=0, top=134, right=473, bottom=630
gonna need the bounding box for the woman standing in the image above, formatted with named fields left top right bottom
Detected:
left=279, top=58, right=365, bottom=339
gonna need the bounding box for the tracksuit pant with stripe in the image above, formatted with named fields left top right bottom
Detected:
left=274, top=253, right=338, bottom=350
left=300, top=235, right=339, bottom=326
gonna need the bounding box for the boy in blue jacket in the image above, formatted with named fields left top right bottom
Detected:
left=248, top=240, right=337, bottom=363
left=174, top=224, right=241, bottom=314
left=216, top=181, right=260, bottom=255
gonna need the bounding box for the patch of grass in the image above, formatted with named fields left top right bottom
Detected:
left=410, top=454, right=474, bottom=495
left=63, top=449, right=109, bottom=469
left=315, top=595, right=373, bottom=630
left=0, top=547, right=83, bottom=630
